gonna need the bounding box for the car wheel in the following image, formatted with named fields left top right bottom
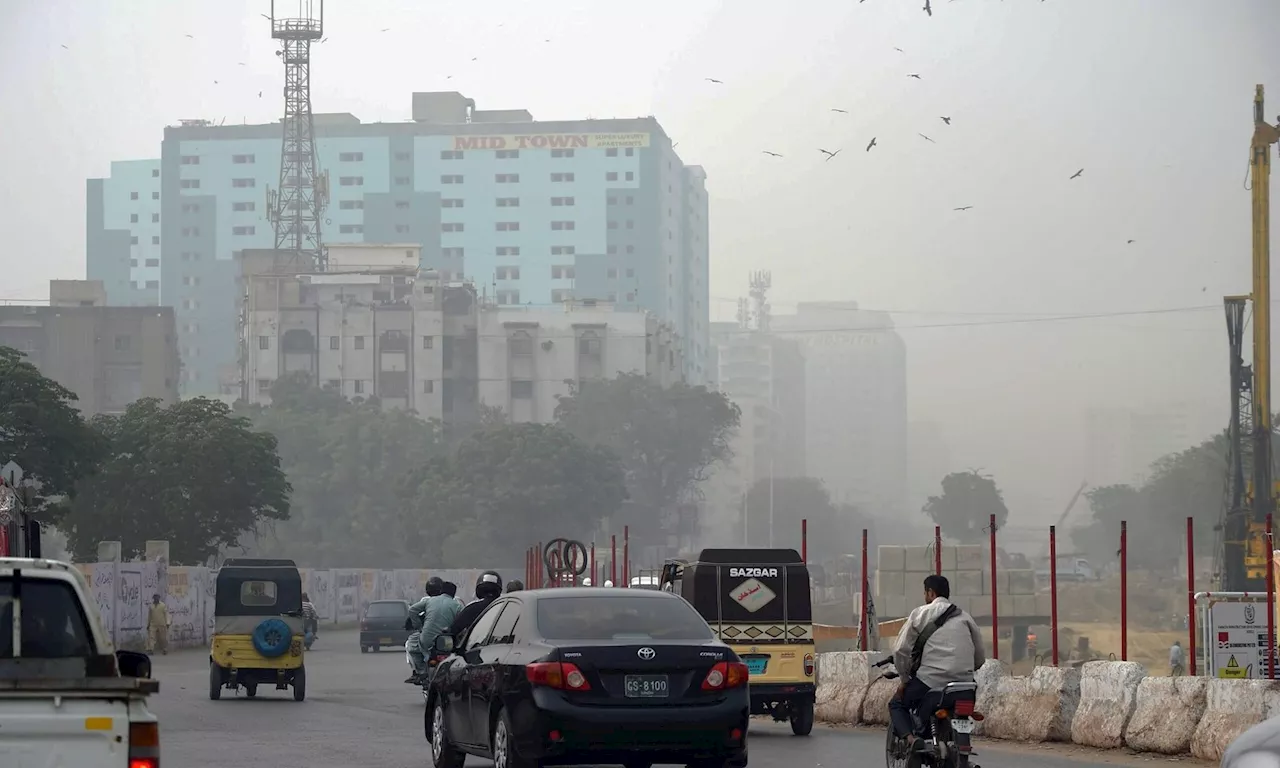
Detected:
left=208, top=662, right=222, bottom=701
left=293, top=665, right=306, bottom=702
left=361, top=645, right=369, bottom=653
left=372, top=644, right=381, bottom=652
left=244, top=682, right=258, bottom=698
left=493, top=707, right=538, bottom=768
left=431, top=699, right=466, bottom=768
left=790, top=700, right=815, bottom=736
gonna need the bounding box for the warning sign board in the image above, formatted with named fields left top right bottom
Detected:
left=1208, top=598, right=1275, bottom=679
left=1220, top=655, right=1247, bottom=679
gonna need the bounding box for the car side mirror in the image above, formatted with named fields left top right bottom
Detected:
left=434, top=634, right=455, bottom=654
left=117, top=650, right=152, bottom=679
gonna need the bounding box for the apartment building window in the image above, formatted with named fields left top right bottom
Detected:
left=182, top=298, right=199, bottom=310
left=495, top=221, right=519, bottom=232
left=152, top=168, right=160, bottom=177
left=626, top=220, right=635, bottom=229
left=180, top=179, right=200, bottom=189
left=496, top=266, right=520, bottom=280
left=626, top=268, right=635, bottom=277
left=152, top=213, right=160, bottom=223
left=146, top=258, right=160, bottom=267
left=497, top=290, right=520, bottom=305
left=395, top=200, right=411, bottom=209
left=496, top=173, right=519, bottom=183
left=394, top=176, right=411, bottom=186
left=509, top=332, right=533, bottom=356
left=495, top=150, right=519, bottom=159
left=182, top=276, right=201, bottom=287
left=231, top=201, right=255, bottom=212
left=550, top=149, right=575, bottom=158
left=442, top=222, right=465, bottom=232
left=606, top=148, right=618, bottom=157
left=259, top=335, right=270, bottom=350
left=496, top=246, right=520, bottom=256
left=626, top=171, right=634, bottom=181
left=232, top=178, right=256, bottom=188
left=551, top=289, right=573, bottom=303
left=232, top=225, right=255, bottom=235
left=395, top=224, right=410, bottom=234
left=330, top=336, right=340, bottom=350
left=608, top=221, right=619, bottom=230
left=550, top=245, right=576, bottom=255
left=339, top=176, right=364, bottom=186
left=395, top=151, right=412, bottom=161
left=442, top=198, right=464, bottom=208
left=130, top=213, right=139, bottom=223
left=232, top=154, right=255, bottom=164
left=551, top=220, right=575, bottom=231
left=551, top=172, right=575, bottom=182
left=338, top=200, right=363, bottom=210
left=152, top=191, right=160, bottom=199
left=579, top=331, right=602, bottom=358
left=423, top=380, right=435, bottom=394
left=257, top=379, right=272, bottom=393
left=441, top=174, right=463, bottom=184
left=551, top=196, right=575, bottom=206
left=443, top=247, right=465, bottom=259
left=607, top=267, right=618, bottom=279
left=511, top=380, right=534, bottom=399
left=626, top=245, right=635, bottom=254
left=354, top=380, right=365, bottom=394
left=339, top=224, right=363, bottom=234
left=353, top=336, right=365, bottom=350
left=607, top=245, right=618, bottom=254
left=626, top=148, right=635, bottom=156
left=496, top=197, right=519, bottom=207
left=130, top=235, right=141, bottom=244
left=339, top=152, right=364, bottom=162
left=422, top=336, right=434, bottom=350
left=440, top=150, right=464, bottom=160
left=180, top=251, right=201, bottom=262
left=551, top=265, right=576, bottom=280
left=606, top=172, right=618, bottom=182
left=181, top=155, right=200, bottom=165
left=182, top=202, right=201, bottom=213
left=146, top=280, right=160, bottom=290
left=626, top=291, right=635, bottom=301
left=114, top=334, right=132, bottom=351
left=607, top=196, right=617, bottom=205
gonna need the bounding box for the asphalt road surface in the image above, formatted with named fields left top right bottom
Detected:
left=150, top=630, right=1205, bottom=768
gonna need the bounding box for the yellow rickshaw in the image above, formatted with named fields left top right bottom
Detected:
left=209, top=558, right=307, bottom=701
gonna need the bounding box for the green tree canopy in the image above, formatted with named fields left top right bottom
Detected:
left=402, top=422, right=628, bottom=568
left=554, top=373, right=740, bottom=541
left=744, top=476, right=862, bottom=559
left=62, top=397, right=291, bottom=564
left=923, top=471, right=1009, bottom=542
left=0, top=346, right=102, bottom=514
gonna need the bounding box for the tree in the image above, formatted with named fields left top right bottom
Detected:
left=402, top=422, right=627, bottom=568
left=0, top=346, right=102, bottom=514
left=62, top=398, right=291, bottom=564
left=923, top=471, right=1009, bottom=542
left=1071, top=484, right=1144, bottom=566
left=743, top=476, right=861, bottom=559
left=554, top=374, right=740, bottom=541
left=238, top=373, right=445, bottom=567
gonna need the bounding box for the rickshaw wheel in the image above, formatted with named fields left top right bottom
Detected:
left=293, top=665, right=307, bottom=701
left=208, top=662, right=222, bottom=701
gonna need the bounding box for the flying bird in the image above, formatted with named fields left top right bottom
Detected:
left=762, top=151, right=783, bottom=158
left=258, top=91, right=263, bottom=98
left=831, top=108, right=848, bottom=114
left=919, top=133, right=936, bottom=143
left=954, top=206, right=973, bottom=211
left=260, top=13, right=271, bottom=20
left=1070, top=168, right=1084, bottom=179
left=381, top=28, right=391, bottom=32
left=866, top=137, right=877, bottom=152
left=185, top=34, right=194, bottom=39
left=819, top=149, right=841, bottom=161
left=238, top=62, right=246, bottom=66
left=940, top=116, right=952, bottom=125
left=705, top=78, right=724, bottom=84
left=1127, top=239, right=1136, bottom=244
left=672, top=142, right=680, bottom=148
left=908, top=73, right=922, bottom=80
left=924, top=0, right=933, bottom=16
left=60, top=44, right=69, bottom=49
left=894, top=47, right=905, bottom=53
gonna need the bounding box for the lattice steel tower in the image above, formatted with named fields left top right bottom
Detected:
left=267, top=0, right=328, bottom=270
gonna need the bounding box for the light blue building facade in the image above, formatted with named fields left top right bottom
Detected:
left=88, top=93, right=710, bottom=396
left=86, top=159, right=164, bottom=306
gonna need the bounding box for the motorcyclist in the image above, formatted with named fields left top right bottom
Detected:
left=447, top=571, right=503, bottom=645
left=443, top=581, right=465, bottom=610
left=888, top=574, right=985, bottom=753
left=403, top=578, right=443, bottom=683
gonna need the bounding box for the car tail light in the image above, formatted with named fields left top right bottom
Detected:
left=526, top=662, right=591, bottom=691
left=954, top=699, right=974, bottom=716
left=702, top=661, right=749, bottom=690
left=803, top=653, right=815, bottom=677
left=128, top=722, right=159, bottom=768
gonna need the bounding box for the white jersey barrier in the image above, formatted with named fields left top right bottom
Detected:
left=813, top=651, right=1280, bottom=759
left=74, top=562, right=489, bottom=651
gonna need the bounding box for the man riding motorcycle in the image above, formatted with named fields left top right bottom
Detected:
left=406, top=577, right=464, bottom=685
left=404, top=578, right=442, bottom=684
left=888, top=574, right=985, bottom=753
left=447, top=571, right=503, bottom=645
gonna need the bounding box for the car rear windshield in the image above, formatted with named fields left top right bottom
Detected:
left=537, top=595, right=714, bottom=641
left=366, top=602, right=407, bottom=618
left=0, top=578, right=96, bottom=658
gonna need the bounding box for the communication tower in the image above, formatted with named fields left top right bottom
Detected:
left=749, top=271, right=772, bottom=332
left=266, top=0, right=329, bottom=270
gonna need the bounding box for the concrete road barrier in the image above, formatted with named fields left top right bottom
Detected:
left=1070, top=661, right=1146, bottom=749
left=860, top=675, right=899, bottom=726
left=1122, top=676, right=1207, bottom=755
left=815, top=652, right=879, bottom=724
left=1190, top=679, right=1280, bottom=763
left=981, top=663, right=1079, bottom=742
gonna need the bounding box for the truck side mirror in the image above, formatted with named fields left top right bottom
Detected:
left=116, top=650, right=152, bottom=678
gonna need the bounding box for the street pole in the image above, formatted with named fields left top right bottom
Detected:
left=768, top=454, right=775, bottom=548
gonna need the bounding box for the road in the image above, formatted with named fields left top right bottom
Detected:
left=150, top=630, right=1205, bottom=767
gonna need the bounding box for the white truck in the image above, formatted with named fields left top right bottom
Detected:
left=0, top=557, right=161, bottom=768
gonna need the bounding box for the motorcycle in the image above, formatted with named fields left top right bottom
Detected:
left=874, top=657, right=982, bottom=768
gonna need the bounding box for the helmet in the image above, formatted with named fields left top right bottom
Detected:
left=603, top=579, right=614, bottom=588
left=505, top=579, right=524, bottom=593
left=580, top=577, right=592, bottom=587
left=425, top=577, right=445, bottom=596
left=475, top=571, right=503, bottom=600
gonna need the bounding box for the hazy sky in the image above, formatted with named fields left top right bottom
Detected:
left=2, top=0, right=1278, bottom=521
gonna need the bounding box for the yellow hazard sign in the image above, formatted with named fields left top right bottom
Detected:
left=1220, top=655, right=1247, bottom=679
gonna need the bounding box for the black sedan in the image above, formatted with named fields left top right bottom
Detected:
left=359, top=599, right=411, bottom=652
left=425, top=587, right=749, bottom=768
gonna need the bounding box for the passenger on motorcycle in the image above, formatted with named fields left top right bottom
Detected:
left=406, top=577, right=462, bottom=685
left=447, top=571, right=503, bottom=645
left=889, top=574, right=985, bottom=752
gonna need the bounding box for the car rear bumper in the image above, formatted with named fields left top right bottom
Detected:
left=749, top=681, right=816, bottom=704
left=360, top=630, right=410, bottom=646
left=514, top=689, right=749, bottom=763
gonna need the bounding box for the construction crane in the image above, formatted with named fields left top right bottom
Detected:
left=1221, top=85, right=1280, bottom=591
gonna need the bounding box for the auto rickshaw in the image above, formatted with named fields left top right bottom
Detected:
left=661, top=548, right=816, bottom=735
left=209, top=558, right=307, bottom=701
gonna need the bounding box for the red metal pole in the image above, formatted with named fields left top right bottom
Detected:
left=1120, top=520, right=1128, bottom=661
left=623, top=526, right=630, bottom=588
left=934, top=525, right=942, bottom=576
left=1049, top=525, right=1059, bottom=666
left=526, top=547, right=532, bottom=586
left=802, top=519, right=808, bottom=563
left=1187, top=516, right=1197, bottom=676
left=611, top=535, right=618, bottom=586
left=590, top=542, right=596, bottom=587
left=1268, top=514, right=1275, bottom=679
left=859, top=528, right=869, bottom=652
left=536, top=542, right=543, bottom=587
left=990, top=513, right=999, bottom=661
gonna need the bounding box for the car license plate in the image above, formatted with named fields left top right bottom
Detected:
left=624, top=674, right=669, bottom=698
left=380, top=637, right=393, bottom=643
left=950, top=718, right=974, bottom=734
left=745, top=657, right=768, bottom=675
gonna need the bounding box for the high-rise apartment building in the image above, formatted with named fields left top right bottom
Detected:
left=86, top=159, right=163, bottom=306
left=87, top=92, right=710, bottom=397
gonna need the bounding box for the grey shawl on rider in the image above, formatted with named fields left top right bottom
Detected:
left=891, top=597, right=985, bottom=690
